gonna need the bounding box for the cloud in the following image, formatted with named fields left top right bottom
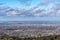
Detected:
left=0, top=6, right=28, bottom=16
left=32, top=7, right=41, bottom=13
left=52, top=4, right=60, bottom=10
left=0, top=6, right=19, bottom=16
left=0, top=3, right=60, bottom=17
left=30, top=3, right=60, bottom=17
left=40, top=0, right=56, bottom=6
left=6, top=10, right=18, bottom=16
left=18, top=0, right=31, bottom=3
left=49, top=4, right=60, bottom=16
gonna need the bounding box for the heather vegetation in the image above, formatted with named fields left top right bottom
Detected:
left=0, top=35, right=60, bottom=40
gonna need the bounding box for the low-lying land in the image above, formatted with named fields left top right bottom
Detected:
left=0, top=23, right=60, bottom=40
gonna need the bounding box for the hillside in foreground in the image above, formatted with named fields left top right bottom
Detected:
left=0, top=35, right=60, bottom=40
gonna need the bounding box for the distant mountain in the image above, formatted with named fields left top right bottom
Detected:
left=1, top=21, right=60, bottom=24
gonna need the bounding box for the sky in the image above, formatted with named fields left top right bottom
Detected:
left=0, top=0, right=60, bottom=22
left=0, top=0, right=44, bottom=9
